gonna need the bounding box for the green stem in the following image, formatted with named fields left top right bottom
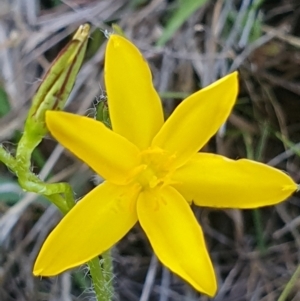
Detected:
left=0, top=144, right=17, bottom=170
left=18, top=173, right=71, bottom=213
left=102, top=249, right=113, bottom=294
left=1, top=137, right=74, bottom=213
left=278, top=264, right=300, bottom=301
left=252, top=209, right=266, bottom=254
left=0, top=145, right=68, bottom=213
left=16, top=130, right=42, bottom=171
left=88, top=256, right=112, bottom=301
left=46, top=194, right=69, bottom=214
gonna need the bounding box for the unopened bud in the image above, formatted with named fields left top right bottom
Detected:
left=25, top=24, right=90, bottom=139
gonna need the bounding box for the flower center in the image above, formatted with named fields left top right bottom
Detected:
left=130, top=147, right=176, bottom=191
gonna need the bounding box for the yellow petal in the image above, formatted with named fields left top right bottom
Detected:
left=152, top=72, right=238, bottom=168
left=46, top=111, right=140, bottom=185
left=33, top=181, right=139, bottom=276
left=172, top=153, right=297, bottom=208
left=137, top=186, right=216, bottom=296
left=105, top=35, right=164, bottom=149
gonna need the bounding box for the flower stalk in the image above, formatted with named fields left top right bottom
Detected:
left=88, top=251, right=113, bottom=301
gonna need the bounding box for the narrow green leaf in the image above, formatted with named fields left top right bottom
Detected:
left=156, top=0, right=209, bottom=46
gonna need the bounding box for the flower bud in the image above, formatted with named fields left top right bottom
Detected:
left=25, top=24, right=90, bottom=139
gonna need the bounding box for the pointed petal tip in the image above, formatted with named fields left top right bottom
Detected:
left=283, top=183, right=298, bottom=195
left=204, top=282, right=217, bottom=298
left=33, top=257, right=55, bottom=277
left=219, top=71, right=239, bottom=91
left=277, top=171, right=297, bottom=200
left=32, top=267, right=42, bottom=277
left=190, top=261, right=217, bottom=297
left=33, top=255, right=43, bottom=276
left=107, top=34, right=127, bottom=50
left=109, top=33, right=129, bottom=42
left=109, top=33, right=121, bottom=41
left=33, top=262, right=71, bottom=277
left=230, top=70, right=239, bottom=78
left=33, top=262, right=52, bottom=277
left=216, top=71, right=239, bottom=97
left=188, top=272, right=217, bottom=297
left=285, top=183, right=297, bottom=190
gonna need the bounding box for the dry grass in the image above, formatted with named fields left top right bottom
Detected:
left=1, top=0, right=300, bottom=300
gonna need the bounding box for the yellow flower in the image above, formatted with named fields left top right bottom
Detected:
left=33, top=35, right=297, bottom=297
